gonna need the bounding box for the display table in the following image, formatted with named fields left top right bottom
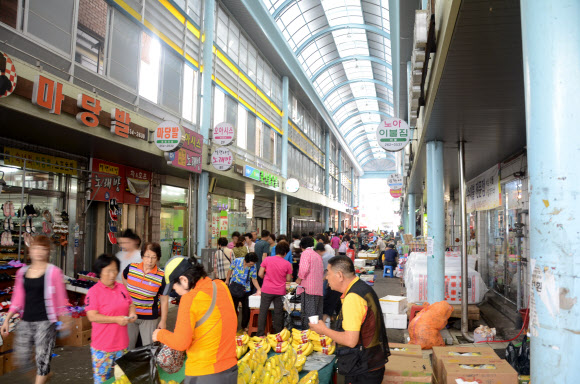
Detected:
left=103, top=352, right=336, bottom=384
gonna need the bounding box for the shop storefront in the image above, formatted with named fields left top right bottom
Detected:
left=209, top=194, right=250, bottom=248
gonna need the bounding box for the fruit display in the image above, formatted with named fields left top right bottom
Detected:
left=236, top=333, right=250, bottom=346
left=295, top=354, right=306, bottom=372
left=248, top=336, right=271, bottom=353
left=267, top=328, right=291, bottom=343
left=292, top=329, right=311, bottom=344
left=237, top=361, right=252, bottom=384
left=239, top=347, right=268, bottom=371
left=236, top=343, right=249, bottom=359
left=308, top=331, right=335, bottom=355
left=292, top=340, right=314, bottom=357
left=297, top=370, right=319, bottom=384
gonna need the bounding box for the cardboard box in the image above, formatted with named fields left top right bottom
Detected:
left=380, top=295, right=408, bottom=314
left=441, top=358, right=518, bottom=384
left=383, top=355, right=433, bottom=383
left=432, top=346, right=498, bottom=383
left=71, top=316, right=92, bottom=332
left=58, top=329, right=92, bottom=347
left=388, top=342, right=422, bottom=357
left=0, top=332, right=14, bottom=353
left=3, top=352, right=15, bottom=374
left=384, top=313, right=407, bottom=329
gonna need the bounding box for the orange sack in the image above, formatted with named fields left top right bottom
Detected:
left=408, top=301, right=453, bottom=349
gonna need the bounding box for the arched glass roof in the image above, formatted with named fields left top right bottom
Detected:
left=262, top=0, right=394, bottom=171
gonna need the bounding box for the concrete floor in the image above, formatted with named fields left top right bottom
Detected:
left=2, top=272, right=521, bottom=382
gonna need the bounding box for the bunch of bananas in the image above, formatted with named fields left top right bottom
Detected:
left=292, top=329, right=311, bottom=344
left=248, top=336, right=271, bottom=353
left=267, top=328, right=291, bottom=342
left=237, top=361, right=252, bottom=384
left=239, top=347, right=268, bottom=372
left=308, top=331, right=333, bottom=345
left=112, top=376, right=130, bottom=384
left=292, top=340, right=314, bottom=356
left=279, top=346, right=298, bottom=371
left=298, top=370, right=319, bottom=384
left=312, top=341, right=336, bottom=355
left=295, top=353, right=306, bottom=372
left=236, top=343, right=249, bottom=359
left=267, top=339, right=291, bottom=353
left=236, top=333, right=250, bottom=346
left=262, top=355, right=284, bottom=384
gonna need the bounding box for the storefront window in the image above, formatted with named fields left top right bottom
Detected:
left=160, top=185, right=188, bottom=267
left=209, top=195, right=249, bottom=248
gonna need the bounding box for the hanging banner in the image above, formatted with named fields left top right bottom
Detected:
left=89, top=159, right=151, bottom=206
left=376, top=118, right=410, bottom=152
left=466, top=164, right=501, bottom=213
left=387, top=173, right=403, bottom=189
left=390, top=189, right=402, bottom=198
left=124, top=166, right=151, bottom=206
left=4, top=147, right=77, bottom=175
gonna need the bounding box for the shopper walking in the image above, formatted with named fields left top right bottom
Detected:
left=309, top=256, right=389, bottom=384
left=232, top=237, right=249, bottom=260
left=86, top=254, right=136, bottom=384
left=153, top=257, right=238, bottom=383
left=375, top=237, right=387, bottom=269
left=226, top=252, right=261, bottom=332
left=296, top=237, right=324, bottom=329
left=257, top=241, right=293, bottom=335
left=330, top=233, right=341, bottom=255
left=116, top=229, right=142, bottom=283
left=213, top=237, right=233, bottom=282
left=227, top=231, right=241, bottom=250
left=243, top=233, right=255, bottom=253
left=122, top=242, right=168, bottom=349
left=290, top=234, right=301, bottom=254
left=1, top=235, right=70, bottom=384
left=338, top=235, right=350, bottom=256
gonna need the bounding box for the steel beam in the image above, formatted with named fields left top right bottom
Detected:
left=311, top=55, right=393, bottom=83
left=295, top=24, right=391, bottom=56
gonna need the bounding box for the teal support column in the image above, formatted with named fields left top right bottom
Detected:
left=280, top=76, right=289, bottom=235
left=426, top=141, right=445, bottom=303
left=197, top=0, right=215, bottom=255
left=408, top=194, right=415, bottom=238
left=338, top=148, right=342, bottom=232
left=521, top=1, right=580, bottom=381
left=403, top=201, right=408, bottom=238
left=324, top=132, right=330, bottom=229
left=350, top=168, right=355, bottom=207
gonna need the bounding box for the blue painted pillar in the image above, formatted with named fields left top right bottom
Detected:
left=338, top=148, right=342, bottom=232
left=280, top=76, right=289, bottom=235
left=403, top=201, right=408, bottom=238
left=426, top=141, right=445, bottom=303
left=421, top=0, right=428, bottom=10
left=408, top=194, right=415, bottom=238
left=351, top=168, right=355, bottom=207
left=324, top=132, right=330, bottom=230
left=521, top=1, right=580, bottom=381
left=197, top=0, right=215, bottom=255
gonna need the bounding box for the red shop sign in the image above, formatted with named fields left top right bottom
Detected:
left=89, top=159, right=151, bottom=206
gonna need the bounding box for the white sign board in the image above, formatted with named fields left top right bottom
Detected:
left=212, top=122, right=235, bottom=146
left=387, top=173, right=403, bottom=189
left=466, top=164, right=501, bottom=213
left=376, top=118, right=410, bottom=152
left=285, top=178, right=300, bottom=193
left=426, top=237, right=434, bottom=258
left=211, top=147, right=234, bottom=171
left=154, top=121, right=183, bottom=152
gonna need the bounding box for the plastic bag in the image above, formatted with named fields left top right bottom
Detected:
left=115, top=343, right=161, bottom=384
left=408, top=301, right=453, bottom=349
left=238, top=361, right=252, bottom=384
left=505, top=338, right=530, bottom=375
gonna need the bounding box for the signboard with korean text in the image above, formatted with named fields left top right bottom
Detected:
left=1, top=52, right=17, bottom=98
left=244, top=165, right=280, bottom=188
left=466, top=164, right=501, bottom=213
left=376, top=118, right=410, bottom=152
left=390, top=189, right=402, bottom=198
left=211, top=147, right=234, bottom=171
left=212, top=122, right=235, bottom=146
left=89, top=159, right=151, bottom=206
left=387, top=173, right=403, bottom=189
left=165, top=127, right=204, bottom=174
left=299, top=208, right=313, bottom=217
left=4, top=147, right=77, bottom=175
left=154, top=121, right=183, bottom=152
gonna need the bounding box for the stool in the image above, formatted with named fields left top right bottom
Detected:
left=247, top=309, right=272, bottom=336
left=383, top=265, right=394, bottom=278
left=409, top=305, right=426, bottom=322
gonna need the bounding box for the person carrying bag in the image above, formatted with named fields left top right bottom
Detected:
left=225, top=253, right=261, bottom=332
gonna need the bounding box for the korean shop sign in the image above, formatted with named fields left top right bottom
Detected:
left=387, top=173, right=403, bottom=189
left=89, top=158, right=151, bottom=206
left=376, top=118, right=410, bottom=152
left=211, top=147, right=234, bottom=171
left=4, top=147, right=77, bottom=176
left=244, top=165, right=280, bottom=188
left=390, top=189, right=402, bottom=198
left=166, top=127, right=203, bottom=174
left=154, top=121, right=184, bottom=152
left=0, top=52, right=17, bottom=98
left=212, top=122, right=235, bottom=146
left=466, top=164, right=501, bottom=213
left=285, top=178, right=300, bottom=193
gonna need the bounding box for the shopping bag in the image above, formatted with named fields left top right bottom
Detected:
left=115, top=343, right=161, bottom=384
left=156, top=344, right=185, bottom=374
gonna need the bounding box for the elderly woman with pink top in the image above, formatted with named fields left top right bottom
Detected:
left=295, top=236, right=324, bottom=330
left=0, top=235, right=70, bottom=384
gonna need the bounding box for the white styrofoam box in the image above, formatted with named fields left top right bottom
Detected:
left=248, top=294, right=274, bottom=309
left=380, top=295, right=408, bottom=315
left=384, top=313, right=408, bottom=329
left=354, top=259, right=366, bottom=268
left=360, top=274, right=375, bottom=282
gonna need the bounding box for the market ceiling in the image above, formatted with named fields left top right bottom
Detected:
left=261, top=0, right=396, bottom=172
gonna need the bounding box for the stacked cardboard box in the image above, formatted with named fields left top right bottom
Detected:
left=380, top=295, right=408, bottom=329
left=383, top=343, right=432, bottom=383
left=0, top=332, right=15, bottom=374
left=432, top=346, right=517, bottom=384
left=57, top=316, right=92, bottom=347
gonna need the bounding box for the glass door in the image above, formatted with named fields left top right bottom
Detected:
left=160, top=185, right=189, bottom=267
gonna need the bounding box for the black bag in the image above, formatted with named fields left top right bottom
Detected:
left=115, top=342, right=161, bottom=384
left=229, top=268, right=250, bottom=299
left=505, top=338, right=530, bottom=375
left=335, top=345, right=369, bottom=376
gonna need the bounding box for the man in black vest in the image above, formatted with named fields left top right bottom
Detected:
left=309, top=256, right=389, bottom=384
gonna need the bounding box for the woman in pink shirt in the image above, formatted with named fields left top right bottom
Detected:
left=296, top=237, right=324, bottom=330
left=257, top=241, right=292, bottom=336
left=86, top=254, right=136, bottom=384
